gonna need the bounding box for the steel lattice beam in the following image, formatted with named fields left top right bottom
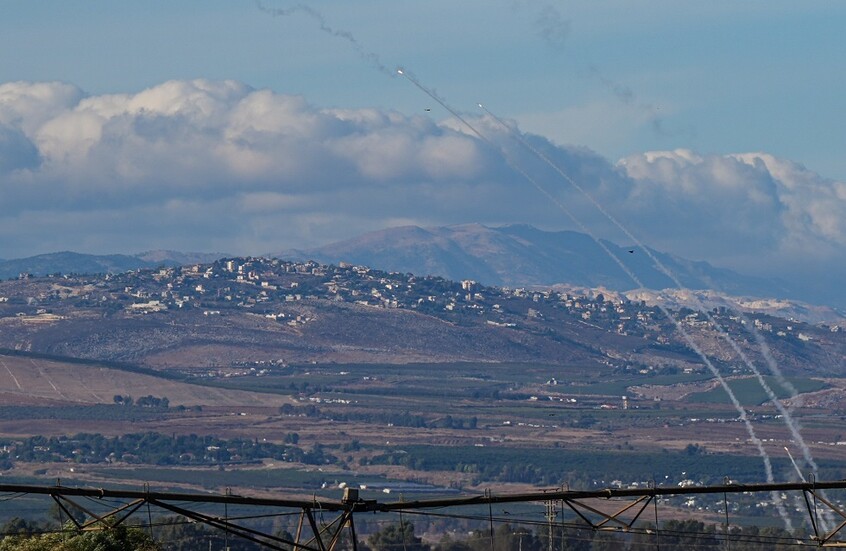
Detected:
left=5, top=480, right=846, bottom=548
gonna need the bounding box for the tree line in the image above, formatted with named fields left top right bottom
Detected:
left=0, top=514, right=804, bottom=550
left=0, top=431, right=330, bottom=468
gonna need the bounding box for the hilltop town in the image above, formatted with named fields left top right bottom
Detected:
left=0, top=257, right=843, bottom=378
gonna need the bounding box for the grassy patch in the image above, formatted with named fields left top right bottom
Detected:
left=687, top=377, right=828, bottom=406
left=367, top=444, right=835, bottom=487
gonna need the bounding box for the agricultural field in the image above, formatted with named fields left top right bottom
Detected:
left=0, top=350, right=843, bottom=522
left=687, top=376, right=829, bottom=405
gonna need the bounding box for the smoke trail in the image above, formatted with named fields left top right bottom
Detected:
left=583, top=65, right=671, bottom=138
left=255, top=1, right=394, bottom=76
left=479, top=104, right=817, bottom=530
left=482, top=106, right=823, bottom=452
left=481, top=105, right=817, bottom=454
left=784, top=447, right=805, bottom=482
left=746, top=317, right=802, bottom=403
left=396, top=69, right=482, bottom=137
left=587, top=65, right=635, bottom=104
left=396, top=68, right=794, bottom=525
left=532, top=5, right=571, bottom=52
left=253, top=0, right=801, bottom=527
left=509, top=2, right=571, bottom=52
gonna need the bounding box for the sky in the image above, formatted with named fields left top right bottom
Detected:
left=1, top=1, right=845, bottom=302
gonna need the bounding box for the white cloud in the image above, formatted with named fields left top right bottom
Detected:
left=0, top=78, right=845, bottom=300
left=616, top=149, right=846, bottom=276
left=0, top=79, right=508, bottom=256
left=0, top=81, right=84, bottom=134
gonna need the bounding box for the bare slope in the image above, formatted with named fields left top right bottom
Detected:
left=0, top=353, right=287, bottom=407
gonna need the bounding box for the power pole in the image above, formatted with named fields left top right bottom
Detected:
left=545, top=501, right=557, bottom=551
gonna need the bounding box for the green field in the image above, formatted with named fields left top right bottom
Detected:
left=208, top=362, right=718, bottom=404
left=687, top=377, right=828, bottom=406
left=368, top=444, right=810, bottom=487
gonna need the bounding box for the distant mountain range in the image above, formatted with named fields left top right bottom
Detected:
left=0, top=224, right=829, bottom=316
left=0, top=250, right=225, bottom=280
left=278, top=223, right=792, bottom=298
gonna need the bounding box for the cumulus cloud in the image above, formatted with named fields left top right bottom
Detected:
left=0, top=81, right=84, bottom=134
left=618, top=150, right=846, bottom=275
left=0, top=78, right=845, bottom=303
left=0, top=79, right=517, bottom=256
left=0, top=124, right=40, bottom=173
left=617, top=150, right=787, bottom=256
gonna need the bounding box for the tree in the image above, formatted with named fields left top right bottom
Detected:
left=588, top=532, right=621, bottom=551
left=0, top=518, right=40, bottom=537
left=153, top=517, right=263, bottom=551
left=433, top=535, right=473, bottom=551
left=0, top=524, right=157, bottom=551
left=660, top=520, right=718, bottom=549
left=535, top=524, right=590, bottom=551
left=48, top=502, right=86, bottom=528
left=627, top=523, right=657, bottom=551
left=368, top=521, right=427, bottom=551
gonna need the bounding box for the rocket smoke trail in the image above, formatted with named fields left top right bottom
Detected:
left=395, top=69, right=794, bottom=528
left=584, top=65, right=669, bottom=138
left=784, top=447, right=805, bottom=482
left=255, top=1, right=394, bottom=76
left=396, top=70, right=482, bottom=139
left=478, top=103, right=829, bottom=529
left=478, top=103, right=831, bottom=531
left=256, top=0, right=804, bottom=529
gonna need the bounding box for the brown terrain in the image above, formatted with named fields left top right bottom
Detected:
left=0, top=260, right=841, bottom=528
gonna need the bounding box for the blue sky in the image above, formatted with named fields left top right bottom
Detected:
left=4, top=1, right=844, bottom=176
left=1, top=1, right=845, bottom=301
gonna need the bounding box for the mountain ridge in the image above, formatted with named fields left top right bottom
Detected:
left=277, top=223, right=793, bottom=299
left=0, top=250, right=228, bottom=280
left=1, top=224, right=833, bottom=320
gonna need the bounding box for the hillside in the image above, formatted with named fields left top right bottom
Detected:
left=0, top=258, right=843, bottom=377
left=0, top=353, right=285, bottom=408
left=0, top=260, right=844, bottom=516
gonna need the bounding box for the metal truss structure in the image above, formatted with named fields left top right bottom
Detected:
left=6, top=479, right=846, bottom=548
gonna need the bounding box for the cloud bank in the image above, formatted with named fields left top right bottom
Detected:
left=0, top=79, right=844, bottom=301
